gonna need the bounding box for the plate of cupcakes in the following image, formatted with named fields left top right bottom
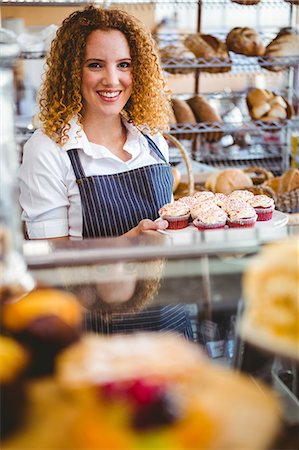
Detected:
left=158, top=190, right=288, bottom=236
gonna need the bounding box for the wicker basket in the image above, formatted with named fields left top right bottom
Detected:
left=163, top=133, right=195, bottom=198
left=269, top=188, right=299, bottom=213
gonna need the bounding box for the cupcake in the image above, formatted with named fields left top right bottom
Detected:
left=190, top=200, right=217, bottom=220
left=159, top=202, right=190, bottom=230
left=193, top=205, right=227, bottom=230
left=1, top=288, right=83, bottom=376
left=192, top=191, right=215, bottom=202
left=228, top=190, right=254, bottom=202
left=225, top=200, right=257, bottom=228
left=0, top=335, right=29, bottom=438
left=248, top=195, right=275, bottom=221
left=214, top=192, right=227, bottom=208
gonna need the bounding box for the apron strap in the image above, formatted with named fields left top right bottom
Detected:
left=67, top=148, right=86, bottom=179
left=143, top=134, right=168, bottom=163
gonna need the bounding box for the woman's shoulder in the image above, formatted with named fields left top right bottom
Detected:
left=24, top=128, right=56, bottom=149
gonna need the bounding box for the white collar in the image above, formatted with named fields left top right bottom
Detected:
left=61, top=117, right=147, bottom=160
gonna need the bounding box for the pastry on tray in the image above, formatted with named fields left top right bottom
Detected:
left=246, top=88, right=293, bottom=122
left=158, top=202, right=190, bottom=229
left=1, top=288, right=83, bottom=376
left=260, top=28, right=299, bottom=72
left=205, top=168, right=253, bottom=195
left=226, top=27, right=265, bottom=56
left=159, top=44, right=195, bottom=74
left=184, top=33, right=232, bottom=73
left=186, top=95, right=223, bottom=142
left=240, top=238, right=299, bottom=360
left=248, top=194, right=275, bottom=221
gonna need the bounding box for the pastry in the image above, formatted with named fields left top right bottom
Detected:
left=228, top=189, right=254, bottom=202
left=278, top=168, right=299, bottom=194
left=262, top=28, right=299, bottom=72
left=240, top=237, right=299, bottom=360
left=226, top=27, right=265, bottom=56
left=0, top=335, right=29, bottom=438
left=159, top=44, right=195, bottom=74
left=53, top=333, right=280, bottom=450
left=158, top=202, right=190, bottom=229
left=231, top=0, right=261, bottom=4
left=1, top=288, right=83, bottom=376
left=171, top=98, right=196, bottom=124
left=246, top=88, right=292, bottom=122
left=205, top=169, right=253, bottom=195
left=183, top=33, right=231, bottom=73
left=248, top=194, right=275, bottom=221
left=193, top=205, right=227, bottom=230
left=187, top=95, right=223, bottom=142
left=224, top=199, right=257, bottom=228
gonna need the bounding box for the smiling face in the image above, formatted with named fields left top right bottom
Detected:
left=81, top=29, right=133, bottom=120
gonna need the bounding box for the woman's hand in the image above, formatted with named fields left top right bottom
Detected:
left=124, top=219, right=168, bottom=237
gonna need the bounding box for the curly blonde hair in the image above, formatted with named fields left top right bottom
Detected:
left=39, top=5, right=170, bottom=144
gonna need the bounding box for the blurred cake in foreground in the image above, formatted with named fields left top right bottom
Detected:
left=1, top=332, right=281, bottom=449
left=240, top=238, right=299, bottom=360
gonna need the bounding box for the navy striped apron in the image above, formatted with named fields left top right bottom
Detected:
left=67, top=135, right=173, bottom=238
left=84, top=304, right=194, bottom=341
left=68, top=135, right=192, bottom=339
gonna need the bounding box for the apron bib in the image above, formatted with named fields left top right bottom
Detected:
left=68, top=135, right=173, bottom=238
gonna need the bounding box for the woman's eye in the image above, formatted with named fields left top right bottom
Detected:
left=88, top=62, right=102, bottom=69
left=118, top=61, right=131, bottom=69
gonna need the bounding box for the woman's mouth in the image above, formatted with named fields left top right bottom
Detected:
left=97, top=90, right=121, bottom=100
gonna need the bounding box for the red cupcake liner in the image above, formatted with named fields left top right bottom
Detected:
left=162, top=214, right=190, bottom=230
left=254, top=206, right=274, bottom=222
left=227, top=217, right=256, bottom=228
left=193, top=218, right=226, bottom=231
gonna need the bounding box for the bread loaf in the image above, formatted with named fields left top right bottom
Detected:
left=262, top=28, right=299, bottom=72
left=171, top=98, right=196, bottom=124
left=187, top=95, right=223, bottom=142
left=246, top=88, right=292, bottom=122
left=159, top=44, right=195, bottom=75
left=226, top=27, right=265, bottom=57
left=184, top=33, right=231, bottom=73
left=279, top=168, right=299, bottom=194
left=205, top=169, right=253, bottom=194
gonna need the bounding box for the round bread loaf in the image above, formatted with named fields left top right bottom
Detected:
left=183, top=33, right=231, bottom=73
left=205, top=168, right=253, bottom=194
left=159, top=44, right=195, bottom=75
left=187, top=95, right=223, bottom=142
left=262, top=28, right=299, bottom=72
left=226, top=27, right=265, bottom=56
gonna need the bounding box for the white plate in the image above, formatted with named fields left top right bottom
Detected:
left=160, top=210, right=288, bottom=234
left=157, top=210, right=288, bottom=245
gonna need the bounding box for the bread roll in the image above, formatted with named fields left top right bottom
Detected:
left=269, top=95, right=287, bottom=109
left=267, top=106, right=287, bottom=120
left=246, top=88, right=273, bottom=107
left=186, top=95, right=223, bottom=142
left=183, top=33, right=231, bottom=73
left=279, top=168, right=299, bottom=194
left=262, top=28, right=299, bottom=72
left=159, top=44, right=195, bottom=75
left=251, top=103, right=271, bottom=119
left=205, top=169, right=253, bottom=195
left=171, top=98, right=196, bottom=124
left=226, top=27, right=265, bottom=57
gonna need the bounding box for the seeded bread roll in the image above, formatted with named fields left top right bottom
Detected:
left=205, top=168, right=253, bottom=195
left=226, top=27, right=265, bottom=57
left=183, top=33, right=231, bottom=73
left=187, top=95, right=223, bottom=142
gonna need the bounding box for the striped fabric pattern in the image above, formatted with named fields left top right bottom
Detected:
left=84, top=304, right=194, bottom=341
left=67, top=135, right=173, bottom=238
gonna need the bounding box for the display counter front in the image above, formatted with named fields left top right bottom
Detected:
left=1, top=224, right=298, bottom=449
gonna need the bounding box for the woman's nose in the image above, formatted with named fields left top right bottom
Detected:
left=102, top=66, right=119, bottom=86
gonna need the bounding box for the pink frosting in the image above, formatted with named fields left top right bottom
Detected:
left=228, top=190, right=254, bottom=202
left=159, top=202, right=190, bottom=217
left=249, top=195, right=275, bottom=208
left=225, top=200, right=257, bottom=220
left=196, top=205, right=227, bottom=224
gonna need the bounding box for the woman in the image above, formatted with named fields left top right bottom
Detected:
left=19, top=5, right=172, bottom=240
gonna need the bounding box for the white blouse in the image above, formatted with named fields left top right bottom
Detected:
left=18, top=118, right=169, bottom=239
